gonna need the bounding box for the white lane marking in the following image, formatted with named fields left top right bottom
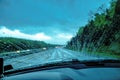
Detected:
left=59, top=49, right=77, bottom=58
left=44, top=49, right=67, bottom=62
left=48, top=49, right=57, bottom=60
left=57, top=50, right=63, bottom=59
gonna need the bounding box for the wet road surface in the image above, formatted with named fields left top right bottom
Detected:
left=4, top=48, right=106, bottom=69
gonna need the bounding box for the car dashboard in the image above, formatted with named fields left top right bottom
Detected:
left=1, top=59, right=120, bottom=80
left=4, top=67, right=120, bottom=80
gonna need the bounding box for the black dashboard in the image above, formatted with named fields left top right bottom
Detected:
left=1, top=59, right=120, bottom=80
left=4, top=67, right=120, bottom=80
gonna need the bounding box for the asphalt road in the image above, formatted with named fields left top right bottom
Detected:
left=4, top=48, right=107, bottom=69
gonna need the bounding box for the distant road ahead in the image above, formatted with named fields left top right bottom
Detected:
left=4, top=48, right=106, bottom=69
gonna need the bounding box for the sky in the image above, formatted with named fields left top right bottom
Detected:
left=0, top=0, right=111, bottom=44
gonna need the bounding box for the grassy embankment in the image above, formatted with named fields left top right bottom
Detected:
left=0, top=37, right=55, bottom=53
left=66, top=0, right=120, bottom=59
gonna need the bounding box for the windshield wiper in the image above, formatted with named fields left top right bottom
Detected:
left=1, top=58, right=120, bottom=77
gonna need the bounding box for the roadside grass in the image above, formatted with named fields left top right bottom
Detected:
left=84, top=51, right=120, bottom=59
left=66, top=48, right=120, bottom=59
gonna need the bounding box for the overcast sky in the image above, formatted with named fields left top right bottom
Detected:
left=0, top=0, right=111, bottom=44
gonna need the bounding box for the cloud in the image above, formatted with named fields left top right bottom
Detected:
left=46, top=33, right=73, bottom=45
left=0, top=26, right=73, bottom=44
left=0, top=26, right=51, bottom=41
left=57, top=33, right=73, bottom=39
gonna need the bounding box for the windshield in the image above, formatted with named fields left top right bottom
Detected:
left=0, top=0, right=120, bottom=69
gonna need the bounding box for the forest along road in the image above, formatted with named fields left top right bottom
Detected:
left=4, top=48, right=107, bottom=69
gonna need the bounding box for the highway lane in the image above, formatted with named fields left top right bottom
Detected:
left=4, top=48, right=107, bottom=69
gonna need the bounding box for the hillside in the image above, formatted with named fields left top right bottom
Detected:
left=0, top=37, right=55, bottom=53
left=66, top=0, right=120, bottom=58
